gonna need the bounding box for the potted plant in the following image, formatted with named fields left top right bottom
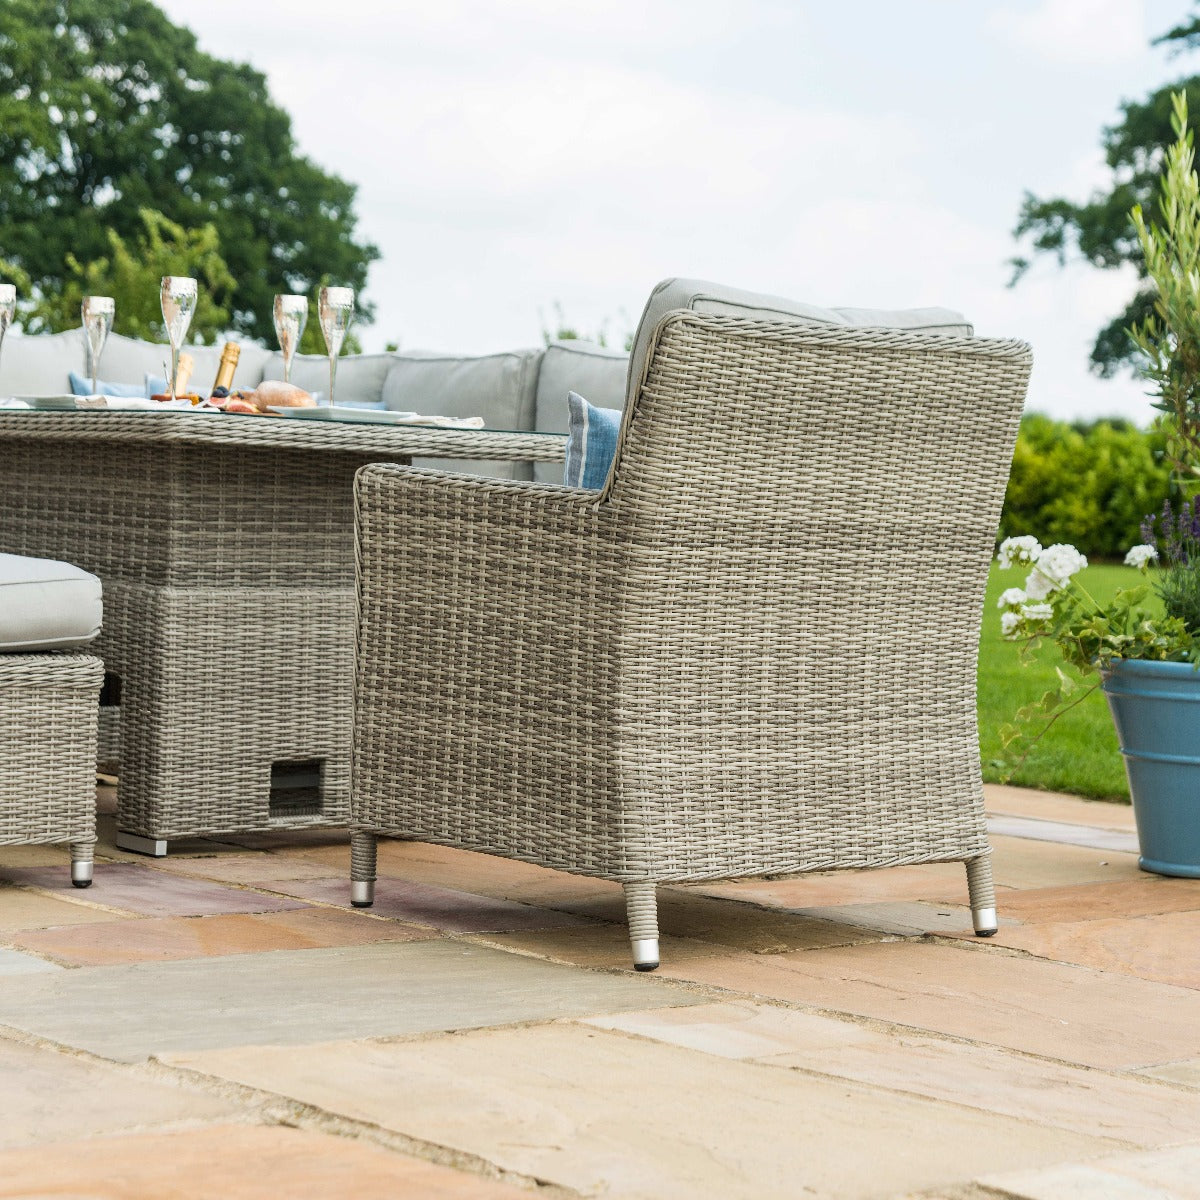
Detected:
left=996, top=529, right=1199, bottom=876
left=997, top=89, right=1200, bottom=877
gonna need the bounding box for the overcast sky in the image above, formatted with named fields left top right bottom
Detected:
left=157, top=0, right=1195, bottom=423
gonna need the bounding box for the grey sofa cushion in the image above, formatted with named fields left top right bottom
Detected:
left=383, top=349, right=542, bottom=482
left=85, top=334, right=273, bottom=395
left=262, top=351, right=392, bottom=406
left=627, top=277, right=972, bottom=396
left=0, top=330, right=86, bottom=396
left=533, top=340, right=628, bottom=483
left=0, top=554, right=102, bottom=652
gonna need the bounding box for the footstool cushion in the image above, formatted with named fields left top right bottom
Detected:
left=0, top=554, right=103, bottom=651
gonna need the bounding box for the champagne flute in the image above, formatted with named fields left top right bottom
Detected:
left=273, top=294, right=308, bottom=384
left=81, top=296, right=115, bottom=395
left=318, top=286, right=354, bottom=408
left=0, top=284, right=15, bottom=395
left=160, top=276, right=197, bottom=402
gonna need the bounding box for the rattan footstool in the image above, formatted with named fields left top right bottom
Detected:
left=0, top=554, right=104, bottom=886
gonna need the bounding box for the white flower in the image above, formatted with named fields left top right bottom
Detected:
left=1124, top=544, right=1159, bottom=570
left=1019, top=603, right=1054, bottom=623
left=997, top=536, right=1043, bottom=569
left=997, top=587, right=1027, bottom=610
left=1000, top=612, right=1021, bottom=637
left=1025, top=543, right=1088, bottom=599
left=1024, top=569, right=1055, bottom=601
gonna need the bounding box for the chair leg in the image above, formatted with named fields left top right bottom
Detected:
left=966, top=854, right=997, bottom=936
left=70, top=841, right=94, bottom=888
left=350, top=830, right=377, bottom=907
left=624, top=881, right=659, bottom=971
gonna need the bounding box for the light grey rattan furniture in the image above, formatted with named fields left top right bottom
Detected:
left=0, top=413, right=564, bottom=854
left=350, top=310, right=1033, bottom=970
left=1, top=555, right=105, bottom=886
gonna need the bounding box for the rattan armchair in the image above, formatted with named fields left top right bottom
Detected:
left=350, top=307, right=1032, bottom=969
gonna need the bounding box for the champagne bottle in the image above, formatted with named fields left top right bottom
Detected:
left=173, top=352, right=195, bottom=396
left=210, top=341, right=241, bottom=396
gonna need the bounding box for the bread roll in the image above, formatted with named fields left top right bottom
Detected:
left=252, top=380, right=315, bottom=410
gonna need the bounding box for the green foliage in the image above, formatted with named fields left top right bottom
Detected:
left=25, top=208, right=234, bottom=344
left=1010, top=9, right=1200, bottom=377
left=0, top=0, right=378, bottom=344
left=1129, top=91, right=1200, bottom=481
left=999, top=413, right=1173, bottom=559
left=979, top=564, right=1132, bottom=799
left=540, top=302, right=635, bottom=352
left=993, top=539, right=1195, bottom=778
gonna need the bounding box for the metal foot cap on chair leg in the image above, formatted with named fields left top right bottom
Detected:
left=631, top=938, right=660, bottom=972
left=973, top=906, right=998, bottom=937
left=71, top=863, right=93, bottom=888
left=351, top=880, right=375, bottom=908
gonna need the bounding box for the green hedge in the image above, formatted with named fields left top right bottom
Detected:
left=998, top=414, right=1173, bottom=560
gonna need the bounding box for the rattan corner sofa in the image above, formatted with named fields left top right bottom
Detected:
left=0, top=555, right=104, bottom=885
left=347, top=278, right=1032, bottom=969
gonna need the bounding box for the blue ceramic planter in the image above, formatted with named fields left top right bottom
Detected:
left=1101, top=658, right=1200, bottom=878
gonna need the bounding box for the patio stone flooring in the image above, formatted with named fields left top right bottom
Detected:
left=1, top=781, right=1199, bottom=1199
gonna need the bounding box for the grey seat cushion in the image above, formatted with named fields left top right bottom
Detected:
left=627, top=277, right=973, bottom=396
left=0, top=554, right=103, bottom=652
left=0, top=330, right=86, bottom=396
left=533, top=340, right=628, bottom=483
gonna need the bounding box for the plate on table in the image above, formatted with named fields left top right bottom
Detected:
left=266, top=406, right=419, bottom=424
left=14, top=394, right=83, bottom=410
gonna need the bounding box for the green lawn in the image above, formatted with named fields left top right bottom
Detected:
left=978, top=562, right=1144, bottom=802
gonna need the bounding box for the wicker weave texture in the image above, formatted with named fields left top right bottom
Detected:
left=0, top=415, right=564, bottom=842
left=0, top=653, right=102, bottom=850
left=352, top=315, right=1032, bottom=885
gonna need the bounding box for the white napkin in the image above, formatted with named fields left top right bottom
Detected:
left=388, top=413, right=486, bottom=428
left=0, top=398, right=30, bottom=408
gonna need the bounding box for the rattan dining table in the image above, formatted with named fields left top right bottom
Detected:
left=0, top=407, right=566, bottom=854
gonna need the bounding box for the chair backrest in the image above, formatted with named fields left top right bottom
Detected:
left=600, top=311, right=1030, bottom=834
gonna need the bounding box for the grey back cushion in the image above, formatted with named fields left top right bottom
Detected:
left=533, top=340, right=628, bottom=483
left=627, top=277, right=973, bottom=397
left=383, top=349, right=542, bottom=482
left=100, top=334, right=273, bottom=393
left=262, top=351, right=393, bottom=406
left=1, top=330, right=87, bottom=395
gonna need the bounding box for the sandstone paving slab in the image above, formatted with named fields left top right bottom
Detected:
left=147, top=850, right=345, bottom=885
left=977, top=1142, right=1200, bottom=1200
left=549, top=887, right=885, bottom=952
left=163, top=1024, right=1118, bottom=1200
left=987, top=835, right=1142, bottom=890
left=948, top=910, right=1200, bottom=990
left=982, top=876, right=1200, bottom=926
left=296, top=837, right=620, bottom=908
left=988, top=814, right=1140, bottom=855
left=690, top=861, right=979, bottom=909
left=0, top=842, right=70, bottom=868
left=984, top=785, right=1137, bottom=830
left=0, top=862, right=310, bottom=918
left=0, top=1123, right=529, bottom=1198
left=0, top=940, right=699, bottom=1061
left=580, top=1001, right=1200, bottom=1147
left=261, top=875, right=592, bottom=933
left=0, top=882, right=117, bottom=933
left=0, top=947, right=60, bottom=975
left=11, top=906, right=437, bottom=966
left=222, top=827, right=351, bottom=850
left=777, top=900, right=999, bottom=937
left=1137, top=1060, right=1200, bottom=1088
left=654, top=940, right=1200, bottom=1069
left=0, top=1038, right=238, bottom=1150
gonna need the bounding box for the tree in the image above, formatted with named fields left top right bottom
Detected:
left=1011, top=8, right=1200, bottom=377
left=28, top=207, right=235, bottom=344
left=0, top=0, right=378, bottom=344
